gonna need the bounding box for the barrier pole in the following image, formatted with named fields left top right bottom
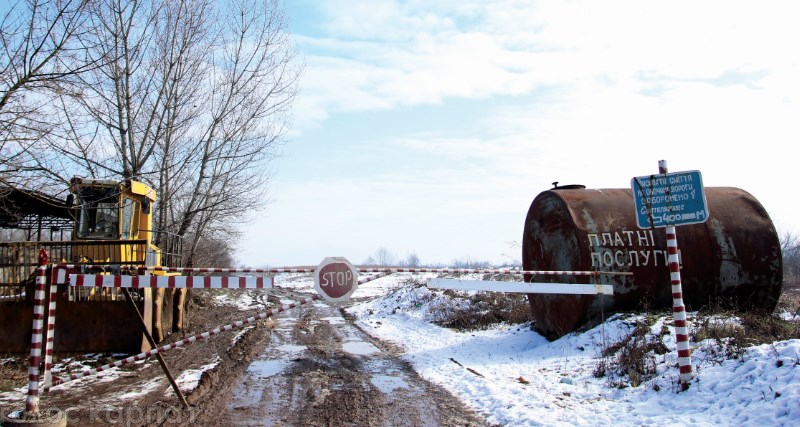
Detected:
left=659, top=160, right=693, bottom=390
left=46, top=294, right=322, bottom=388
left=24, top=249, right=48, bottom=415
left=42, top=263, right=58, bottom=389
left=132, top=265, right=632, bottom=277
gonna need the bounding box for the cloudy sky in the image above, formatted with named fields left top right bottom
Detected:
left=237, top=0, right=800, bottom=267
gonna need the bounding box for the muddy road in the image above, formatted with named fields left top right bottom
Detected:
left=1, top=285, right=489, bottom=426
left=192, top=287, right=488, bottom=426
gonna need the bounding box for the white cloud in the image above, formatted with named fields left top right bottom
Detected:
left=291, top=0, right=800, bottom=133
left=249, top=0, right=800, bottom=266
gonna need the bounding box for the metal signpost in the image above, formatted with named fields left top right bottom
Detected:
left=631, top=160, right=708, bottom=391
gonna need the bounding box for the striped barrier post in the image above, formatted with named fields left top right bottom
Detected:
left=667, top=226, right=693, bottom=390
left=42, top=270, right=59, bottom=389
left=655, top=160, right=693, bottom=391
left=24, top=249, right=48, bottom=415
left=45, top=294, right=321, bottom=389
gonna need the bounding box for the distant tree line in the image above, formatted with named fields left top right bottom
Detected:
left=781, top=231, right=800, bottom=292
left=359, top=246, right=522, bottom=269
left=0, top=0, right=301, bottom=266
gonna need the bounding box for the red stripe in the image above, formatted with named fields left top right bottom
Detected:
left=674, top=319, right=687, bottom=328
left=679, top=365, right=692, bottom=374
left=239, top=276, right=246, bottom=288
left=673, top=305, right=685, bottom=313
left=675, top=334, right=689, bottom=342
left=678, top=349, right=692, bottom=358
left=672, top=292, right=683, bottom=299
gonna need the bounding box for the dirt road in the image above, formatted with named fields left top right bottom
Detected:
left=2, top=284, right=488, bottom=426
left=191, top=287, right=488, bottom=426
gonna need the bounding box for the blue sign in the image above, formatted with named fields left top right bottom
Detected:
left=631, top=170, right=709, bottom=228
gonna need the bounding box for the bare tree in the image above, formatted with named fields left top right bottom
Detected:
left=399, top=252, right=420, bottom=267
left=44, top=0, right=300, bottom=265
left=0, top=0, right=93, bottom=191
left=362, top=247, right=398, bottom=266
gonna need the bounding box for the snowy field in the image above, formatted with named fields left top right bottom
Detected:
left=283, top=272, right=800, bottom=427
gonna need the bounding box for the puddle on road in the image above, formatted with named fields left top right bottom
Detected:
left=342, top=341, right=381, bottom=355
left=371, top=375, right=409, bottom=393
left=275, top=344, right=306, bottom=355
left=247, top=360, right=289, bottom=378
left=320, top=316, right=346, bottom=324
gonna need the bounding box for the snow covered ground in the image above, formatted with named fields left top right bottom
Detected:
left=345, top=278, right=800, bottom=426
left=3, top=272, right=798, bottom=426
left=285, top=272, right=798, bottom=427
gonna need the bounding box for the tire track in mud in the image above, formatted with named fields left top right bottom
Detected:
left=218, top=287, right=488, bottom=426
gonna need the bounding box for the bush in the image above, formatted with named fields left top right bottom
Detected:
left=593, top=316, right=670, bottom=388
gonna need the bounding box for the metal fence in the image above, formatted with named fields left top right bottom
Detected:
left=1, top=240, right=149, bottom=302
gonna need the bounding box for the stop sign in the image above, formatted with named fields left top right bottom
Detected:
left=314, top=257, right=359, bottom=302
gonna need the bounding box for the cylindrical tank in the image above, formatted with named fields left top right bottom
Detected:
left=522, top=185, right=782, bottom=340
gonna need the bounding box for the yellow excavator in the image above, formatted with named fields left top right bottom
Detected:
left=0, top=177, right=187, bottom=352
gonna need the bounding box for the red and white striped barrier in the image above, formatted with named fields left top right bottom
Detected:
left=358, top=272, right=389, bottom=285
left=129, top=265, right=631, bottom=277
left=667, top=227, right=693, bottom=390
left=69, top=274, right=273, bottom=289
left=25, top=250, right=48, bottom=415
left=45, top=294, right=321, bottom=389
left=360, top=267, right=630, bottom=276
left=42, top=276, right=58, bottom=388
left=129, top=266, right=315, bottom=274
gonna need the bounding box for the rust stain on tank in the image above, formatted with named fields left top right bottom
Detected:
left=522, top=186, right=782, bottom=340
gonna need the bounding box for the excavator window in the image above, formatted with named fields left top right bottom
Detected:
left=120, top=197, right=138, bottom=240
left=75, top=187, right=120, bottom=239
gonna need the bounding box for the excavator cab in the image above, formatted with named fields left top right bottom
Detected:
left=0, top=177, right=185, bottom=353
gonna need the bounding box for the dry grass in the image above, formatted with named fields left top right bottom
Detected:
left=435, top=290, right=533, bottom=330
left=593, top=315, right=670, bottom=388
left=0, top=356, right=27, bottom=392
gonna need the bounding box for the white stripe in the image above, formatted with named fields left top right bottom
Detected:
left=427, top=279, right=614, bottom=295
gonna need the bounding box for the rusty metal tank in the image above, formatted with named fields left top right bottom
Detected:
left=522, top=185, right=783, bottom=340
